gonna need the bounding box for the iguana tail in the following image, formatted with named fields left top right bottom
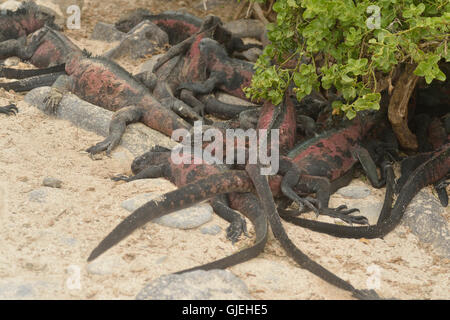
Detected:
left=0, top=71, right=65, bottom=92
left=87, top=170, right=255, bottom=262
left=0, top=64, right=65, bottom=79
left=175, top=192, right=268, bottom=274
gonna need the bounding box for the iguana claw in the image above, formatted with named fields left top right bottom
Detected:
left=86, top=135, right=120, bottom=156
left=43, top=88, right=63, bottom=115
left=0, top=104, right=18, bottom=116
left=226, top=216, right=249, bottom=244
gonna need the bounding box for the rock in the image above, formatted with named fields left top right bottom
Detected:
left=200, top=224, right=222, bottom=235
left=0, top=0, right=21, bottom=11
left=223, top=19, right=265, bottom=40
left=28, top=188, right=49, bottom=203
left=136, top=270, right=252, bottom=300
left=91, top=22, right=126, bottom=42
left=137, top=54, right=164, bottom=74
left=3, top=57, right=20, bottom=67
left=0, top=282, right=34, bottom=299
left=42, top=177, right=62, bottom=188
left=24, top=87, right=176, bottom=156
left=238, top=47, right=262, bottom=62
left=121, top=193, right=213, bottom=229
left=60, top=237, right=78, bottom=246
left=86, top=256, right=122, bottom=275
left=402, top=190, right=450, bottom=258
left=336, top=185, right=371, bottom=199
left=215, top=92, right=259, bottom=107
left=351, top=200, right=383, bottom=225
left=104, top=21, right=168, bottom=60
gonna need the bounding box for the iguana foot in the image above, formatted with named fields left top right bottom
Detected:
left=86, top=136, right=120, bottom=156
left=43, top=88, right=63, bottom=115
left=0, top=104, right=18, bottom=116
left=226, top=216, right=249, bottom=244
left=320, top=206, right=368, bottom=225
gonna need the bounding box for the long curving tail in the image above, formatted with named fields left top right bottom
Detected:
left=174, top=192, right=268, bottom=274
left=245, top=163, right=382, bottom=300
left=281, top=144, right=450, bottom=239
left=0, top=71, right=65, bottom=92
left=87, top=171, right=255, bottom=262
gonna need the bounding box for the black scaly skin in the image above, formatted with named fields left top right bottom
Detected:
left=275, top=110, right=395, bottom=225
left=0, top=27, right=80, bottom=67
left=42, top=50, right=192, bottom=156
left=89, top=98, right=386, bottom=299
left=0, top=1, right=59, bottom=42
left=0, top=104, right=18, bottom=115
left=245, top=163, right=381, bottom=300
left=115, top=9, right=261, bottom=54
left=281, top=143, right=450, bottom=238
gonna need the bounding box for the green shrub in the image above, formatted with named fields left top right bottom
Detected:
left=244, top=0, right=449, bottom=119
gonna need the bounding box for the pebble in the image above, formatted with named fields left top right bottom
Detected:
left=0, top=280, right=55, bottom=299
left=402, top=190, right=449, bottom=258
left=215, top=92, right=259, bottom=107
left=42, top=177, right=62, bottom=189
left=336, top=185, right=371, bottom=199
left=136, top=270, right=252, bottom=300
left=28, top=188, right=50, bottom=203
left=121, top=193, right=213, bottom=229
left=200, top=224, right=222, bottom=235
left=0, top=282, right=34, bottom=299
left=86, top=256, right=122, bottom=276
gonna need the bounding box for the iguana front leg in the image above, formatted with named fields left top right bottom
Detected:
left=43, top=74, right=73, bottom=115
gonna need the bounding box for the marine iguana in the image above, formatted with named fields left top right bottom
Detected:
left=42, top=49, right=192, bottom=155
left=134, top=16, right=258, bottom=122
left=279, top=143, right=449, bottom=238
left=0, top=1, right=59, bottom=42
left=0, top=27, right=79, bottom=92
left=115, top=9, right=261, bottom=55
left=88, top=97, right=382, bottom=299
left=146, top=33, right=257, bottom=120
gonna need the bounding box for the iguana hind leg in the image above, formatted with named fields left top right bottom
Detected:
left=211, top=195, right=249, bottom=244
left=86, top=106, right=145, bottom=156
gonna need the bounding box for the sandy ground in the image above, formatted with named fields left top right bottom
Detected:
left=0, top=0, right=449, bottom=300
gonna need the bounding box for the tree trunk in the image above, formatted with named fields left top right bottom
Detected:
left=388, top=64, right=419, bottom=150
